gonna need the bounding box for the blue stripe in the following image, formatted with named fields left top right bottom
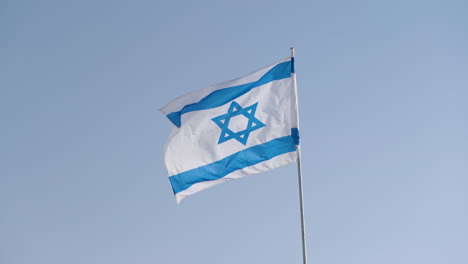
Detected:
left=291, top=128, right=300, bottom=145
left=291, top=57, right=295, bottom=73
left=169, top=135, right=297, bottom=194
left=167, top=60, right=293, bottom=127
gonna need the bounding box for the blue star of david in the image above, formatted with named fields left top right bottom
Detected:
left=212, top=101, right=266, bottom=145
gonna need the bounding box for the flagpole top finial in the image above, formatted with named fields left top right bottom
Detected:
left=290, top=47, right=295, bottom=57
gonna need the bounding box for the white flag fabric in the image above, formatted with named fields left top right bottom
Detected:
left=161, top=56, right=300, bottom=203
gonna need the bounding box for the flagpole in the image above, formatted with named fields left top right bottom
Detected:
left=291, top=47, right=308, bottom=264
left=296, top=145, right=307, bottom=264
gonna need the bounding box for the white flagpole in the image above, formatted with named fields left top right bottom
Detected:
left=291, top=47, right=308, bottom=264
left=296, top=145, right=307, bottom=264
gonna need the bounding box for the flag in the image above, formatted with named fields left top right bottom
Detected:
left=161, top=55, right=300, bottom=203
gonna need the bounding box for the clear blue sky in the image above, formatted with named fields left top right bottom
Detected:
left=2, top=0, right=467, bottom=263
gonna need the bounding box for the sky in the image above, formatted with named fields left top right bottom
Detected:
left=2, top=0, right=467, bottom=264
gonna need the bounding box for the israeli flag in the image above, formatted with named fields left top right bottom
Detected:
left=161, top=56, right=300, bottom=203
